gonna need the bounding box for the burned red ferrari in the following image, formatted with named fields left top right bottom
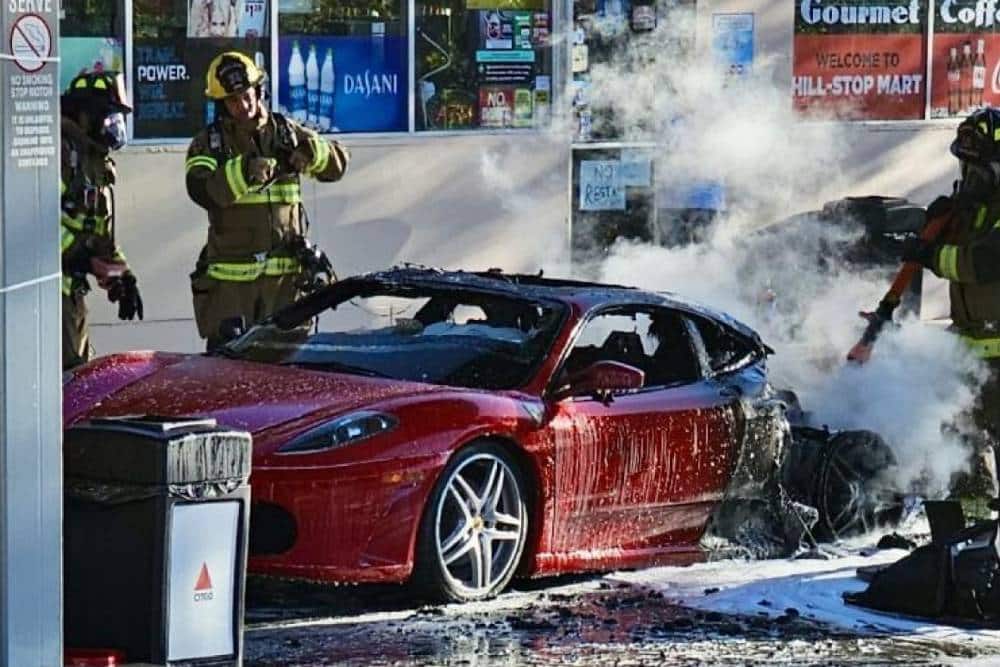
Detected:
left=64, top=267, right=893, bottom=601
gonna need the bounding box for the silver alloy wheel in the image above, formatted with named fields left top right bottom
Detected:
left=434, top=453, right=525, bottom=597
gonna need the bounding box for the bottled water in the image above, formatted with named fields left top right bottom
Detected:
left=288, top=41, right=307, bottom=122
left=318, top=48, right=335, bottom=131
left=306, top=43, right=319, bottom=126
left=371, top=20, right=385, bottom=69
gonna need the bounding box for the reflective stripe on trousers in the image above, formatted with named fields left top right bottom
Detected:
left=205, top=256, right=301, bottom=282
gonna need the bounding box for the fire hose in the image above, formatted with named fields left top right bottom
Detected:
left=846, top=209, right=955, bottom=363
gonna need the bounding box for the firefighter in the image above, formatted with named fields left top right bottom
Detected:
left=61, top=70, right=143, bottom=370
left=903, top=106, right=1000, bottom=512
left=185, top=51, right=349, bottom=349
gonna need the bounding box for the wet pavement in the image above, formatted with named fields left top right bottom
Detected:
left=243, top=575, right=999, bottom=666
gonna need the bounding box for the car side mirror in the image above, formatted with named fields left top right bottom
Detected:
left=552, top=360, right=645, bottom=403
left=218, top=316, right=247, bottom=343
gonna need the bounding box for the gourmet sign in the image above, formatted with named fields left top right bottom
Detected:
left=798, top=0, right=922, bottom=25
left=793, top=0, right=928, bottom=119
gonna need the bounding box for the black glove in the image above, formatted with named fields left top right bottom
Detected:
left=107, top=272, right=144, bottom=321
left=243, top=156, right=277, bottom=187
left=926, top=195, right=954, bottom=220
left=900, top=237, right=938, bottom=269
left=294, top=239, right=335, bottom=292
left=287, top=145, right=314, bottom=174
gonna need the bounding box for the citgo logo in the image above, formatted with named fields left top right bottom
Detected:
left=193, top=562, right=214, bottom=602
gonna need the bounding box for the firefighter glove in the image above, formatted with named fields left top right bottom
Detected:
left=926, top=195, right=954, bottom=220
left=286, top=144, right=314, bottom=174
left=244, top=156, right=277, bottom=186
left=901, top=237, right=939, bottom=269
left=107, top=272, right=144, bottom=321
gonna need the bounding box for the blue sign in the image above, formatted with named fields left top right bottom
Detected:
left=712, top=13, right=754, bottom=78
left=278, top=35, right=407, bottom=133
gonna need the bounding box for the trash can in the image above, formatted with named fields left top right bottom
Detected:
left=64, top=416, right=252, bottom=666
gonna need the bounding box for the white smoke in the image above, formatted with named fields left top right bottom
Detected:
left=475, top=12, right=989, bottom=495
left=599, top=222, right=986, bottom=495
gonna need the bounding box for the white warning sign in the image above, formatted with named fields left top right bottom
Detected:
left=9, top=14, right=51, bottom=73
left=7, top=72, right=55, bottom=168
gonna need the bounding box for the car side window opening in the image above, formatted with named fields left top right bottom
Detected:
left=687, top=314, right=758, bottom=375
left=562, top=308, right=702, bottom=389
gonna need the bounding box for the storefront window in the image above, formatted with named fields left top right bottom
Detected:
left=570, top=0, right=694, bottom=142
left=133, top=0, right=270, bottom=138
left=277, top=0, right=408, bottom=133
left=414, top=0, right=552, bottom=131
left=60, top=0, right=125, bottom=92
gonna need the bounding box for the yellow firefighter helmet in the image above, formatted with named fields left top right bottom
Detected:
left=205, top=51, right=265, bottom=100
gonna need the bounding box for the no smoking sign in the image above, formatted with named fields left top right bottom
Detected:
left=9, top=14, right=50, bottom=73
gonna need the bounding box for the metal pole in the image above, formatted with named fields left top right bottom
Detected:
left=0, top=1, right=63, bottom=665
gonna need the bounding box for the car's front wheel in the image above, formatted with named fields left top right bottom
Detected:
left=414, top=442, right=528, bottom=602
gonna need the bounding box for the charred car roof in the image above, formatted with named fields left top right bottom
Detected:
left=276, top=266, right=766, bottom=348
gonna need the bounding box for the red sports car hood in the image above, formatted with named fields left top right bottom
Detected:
left=74, top=354, right=447, bottom=434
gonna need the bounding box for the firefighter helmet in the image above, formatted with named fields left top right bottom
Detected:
left=951, top=107, right=1000, bottom=164
left=205, top=51, right=265, bottom=100
left=62, top=70, right=132, bottom=113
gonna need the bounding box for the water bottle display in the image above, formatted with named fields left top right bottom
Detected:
left=279, top=30, right=407, bottom=133
left=372, top=21, right=386, bottom=69
left=288, top=41, right=307, bottom=122
left=306, top=44, right=320, bottom=125
left=318, top=48, right=336, bottom=131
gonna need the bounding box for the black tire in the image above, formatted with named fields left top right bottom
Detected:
left=412, top=441, right=529, bottom=603
left=813, top=430, right=903, bottom=541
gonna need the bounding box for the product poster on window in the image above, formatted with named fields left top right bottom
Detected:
left=187, top=0, right=269, bottom=38
left=133, top=39, right=268, bottom=138
left=792, top=0, right=928, bottom=120
left=277, top=36, right=407, bottom=133
left=929, top=1, right=1000, bottom=118
left=712, top=13, right=754, bottom=79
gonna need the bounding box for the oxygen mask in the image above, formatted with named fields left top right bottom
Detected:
left=101, top=112, right=128, bottom=150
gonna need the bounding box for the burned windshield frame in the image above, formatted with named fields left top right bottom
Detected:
left=221, top=280, right=569, bottom=390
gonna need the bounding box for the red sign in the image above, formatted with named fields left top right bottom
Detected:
left=479, top=86, right=514, bottom=128
left=793, top=33, right=926, bottom=119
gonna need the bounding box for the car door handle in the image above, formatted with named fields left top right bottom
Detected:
left=718, top=386, right=740, bottom=399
